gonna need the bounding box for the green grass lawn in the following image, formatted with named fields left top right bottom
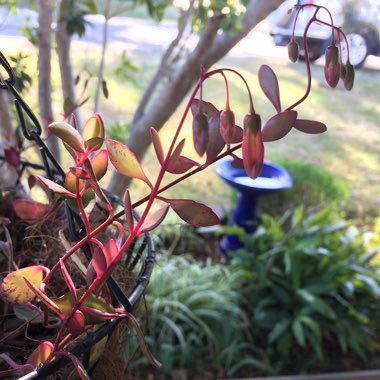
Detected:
left=4, top=33, right=380, bottom=222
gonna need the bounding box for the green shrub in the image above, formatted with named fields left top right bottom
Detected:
left=259, top=159, right=349, bottom=216
left=231, top=204, right=380, bottom=374
left=126, top=254, right=270, bottom=377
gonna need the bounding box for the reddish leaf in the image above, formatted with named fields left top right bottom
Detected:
left=262, top=110, right=297, bottom=142
left=90, top=149, right=108, bottom=180
left=192, top=111, right=209, bottom=157
left=26, top=341, right=54, bottom=367
left=124, top=189, right=134, bottom=232
left=13, top=198, right=50, bottom=224
left=230, top=125, right=243, bottom=144
left=59, top=259, right=77, bottom=302
left=220, top=109, right=236, bottom=144
left=92, top=240, right=118, bottom=278
left=205, top=113, right=225, bottom=165
left=28, top=175, right=36, bottom=190
left=4, top=147, right=20, bottom=169
left=22, top=277, right=64, bottom=317
left=190, top=99, right=219, bottom=118
left=106, top=139, right=152, bottom=187
left=294, top=119, right=327, bottom=134
left=242, top=114, right=264, bottom=179
left=138, top=204, right=170, bottom=234
left=258, top=65, right=281, bottom=113
left=166, top=198, right=220, bottom=227
left=1, top=266, right=48, bottom=305
left=38, top=176, right=74, bottom=196
left=83, top=113, right=105, bottom=150
left=166, top=139, right=200, bottom=174
left=150, top=127, right=164, bottom=164
left=48, top=122, right=85, bottom=153
left=67, top=310, right=86, bottom=335
left=69, top=167, right=90, bottom=180
left=79, top=305, right=124, bottom=321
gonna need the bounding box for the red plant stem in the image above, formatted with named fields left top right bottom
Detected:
left=220, top=71, right=230, bottom=110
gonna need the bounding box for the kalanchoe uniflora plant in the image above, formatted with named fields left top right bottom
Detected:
left=0, top=5, right=354, bottom=378
left=287, top=3, right=355, bottom=90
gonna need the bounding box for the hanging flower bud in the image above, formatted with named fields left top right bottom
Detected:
left=220, top=109, right=236, bottom=144
left=192, top=111, right=209, bottom=157
left=339, top=62, right=347, bottom=80
left=344, top=61, right=355, bottom=91
left=242, top=113, right=264, bottom=179
left=324, top=44, right=340, bottom=88
left=288, top=40, right=299, bottom=63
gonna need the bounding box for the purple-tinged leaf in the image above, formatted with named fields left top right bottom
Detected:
left=258, top=65, right=281, bottom=113
left=0, top=353, right=34, bottom=375
left=106, top=139, right=152, bottom=187
left=138, top=204, right=170, bottom=234
left=92, top=240, right=118, bottom=278
left=192, top=112, right=209, bottom=157
left=166, top=139, right=200, bottom=174
left=49, top=122, right=85, bottom=153
left=4, top=147, right=20, bottom=169
left=59, top=259, right=77, bottom=302
left=1, top=266, right=48, bottom=305
left=124, top=189, right=134, bottom=231
left=165, top=198, right=219, bottom=227
left=242, top=113, right=264, bottom=179
left=230, top=125, right=243, bottom=144
left=28, top=175, right=36, bottom=190
left=294, top=119, right=327, bottom=134
left=150, top=127, right=164, bottom=164
left=38, top=176, right=74, bottom=196
left=220, top=109, right=236, bottom=144
left=26, top=341, right=54, bottom=367
left=262, top=110, right=297, bottom=142
left=230, top=154, right=244, bottom=168
left=205, top=113, right=225, bottom=165
left=191, top=99, right=219, bottom=118
left=90, top=149, right=108, bottom=180
left=13, top=198, right=50, bottom=225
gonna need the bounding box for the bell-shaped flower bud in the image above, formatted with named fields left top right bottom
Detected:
left=288, top=40, right=299, bottom=63
left=324, top=44, right=340, bottom=88
left=242, top=113, right=264, bottom=179
left=339, top=62, right=347, bottom=80
left=344, top=61, right=355, bottom=91
left=220, top=109, right=236, bottom=144
left=192, top=111, right=209, bottom=157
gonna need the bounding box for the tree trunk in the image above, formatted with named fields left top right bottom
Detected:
left=107, top=0, right=284, bottom=196
left=37, top=0, right=61, bottom=162
left=56, top=0, right=81, bottom=128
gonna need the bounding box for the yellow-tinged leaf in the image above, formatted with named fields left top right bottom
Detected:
left=106, top=139, right=151, bottom=186
left=48, top=122, right=85, bottom=153
left=1, top=266, right=47, bottom=305
left=83, top=113, right=105, bottom=150
left=26, top=341, right=54, bottom=367
left=90, top=149, right=108, bottom=180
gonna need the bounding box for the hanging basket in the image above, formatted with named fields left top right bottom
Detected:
left=0, top=52, right=155, bottom=379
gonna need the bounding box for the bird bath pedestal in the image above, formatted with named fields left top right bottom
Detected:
left=215, top=157, right=293, bottom=252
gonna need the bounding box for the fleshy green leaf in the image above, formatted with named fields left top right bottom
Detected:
left=138, top=204, right=170, bottom=234
left=165, top=198, right=219, bottom=226
left=150, top=127, right=165, bottom=164
left=1, top=266, right=48, bottom=305
left=26, top=341, right=54, bottom=367
left=48, top=122, right=85, bottom=153
left=262, top=110, right=297, bottom=142
left=258, top=65, right=281, bottom=113
left=106, top=139, right=152, bottom=187
left=294, top=119, right=327, bottom=134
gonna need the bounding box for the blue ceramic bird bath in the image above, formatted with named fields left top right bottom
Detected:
left=215, top=157, right=293, bottom=252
